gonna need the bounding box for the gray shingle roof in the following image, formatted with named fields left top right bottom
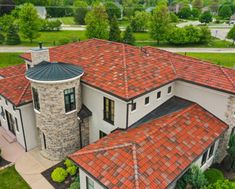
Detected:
left=26, top=61, right=84, bottom=82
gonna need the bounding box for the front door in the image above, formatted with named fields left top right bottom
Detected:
left=5, top=110, right=15, bottom=135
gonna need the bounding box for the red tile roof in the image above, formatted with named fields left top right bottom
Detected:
left=21, top=39, right=235, bottom=100
left=70, top=103, right=228, bottom=189
left=0, top=64, right=31, bottom=106
left=0, top=74, right=31, bottom=106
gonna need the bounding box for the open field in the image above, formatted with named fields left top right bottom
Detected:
left=0, top=53, right=24, bottom=68
left=0, top=166, right=30, bottom=189
left=181, top=52, right=235, bottom=68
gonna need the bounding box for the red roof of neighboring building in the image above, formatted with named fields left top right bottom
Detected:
left=21, top=39, right=235, bottom=100
left=0, top=64, right=26, bottom=78
left=70, top=103, right=228, bottom=189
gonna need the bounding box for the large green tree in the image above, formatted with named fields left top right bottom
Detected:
left=104, top=2, right=121, bottom=20
left=227, top=25, right=235, bottom=45
left=149, top=5, right=170, bottom=44
left=109, top=16, right=121, bottom=42
left=19, top=3, right=40, bottom=43
left=199, top=11, right=213, bottom=24
left=73, top=0, right=88, bottom=25
left=130, top=11, right=150, bottom=32
left=218, top=5, right=233, bottom=19
left=6, top=25, right=21, bottom=45
left=178, top=6, right=192, bottom=19
left=85, top=5, right=109, bottom=39
left=123, top=25, right=135, bottom=45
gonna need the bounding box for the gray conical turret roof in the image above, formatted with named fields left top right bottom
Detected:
left=26, top=61, right=84, bottom=82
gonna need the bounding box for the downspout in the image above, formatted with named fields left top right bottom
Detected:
left=14, top=107, right=27, bottom=152
left=79, top=119, right=83, bottom=149
left=126, top=100, right=134, bottom=129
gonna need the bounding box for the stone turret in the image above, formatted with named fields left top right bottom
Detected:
left=26, top=61, right=87, bottom=160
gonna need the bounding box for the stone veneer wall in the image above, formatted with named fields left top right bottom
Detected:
left=214, top=95, right=235, bottom=163
left=30, top=49, right=50, bottom=67
left=31, top=79, right=83, bottom=160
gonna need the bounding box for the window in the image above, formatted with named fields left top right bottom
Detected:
left=167, top=86, right=172, bottom=94
left=32, top=88, right=40, bottom=111
left=5, top=100, right=8, bottom=105
left=86, top=177, right=94, bottom=189
left=131, top=102, right=136, bottom=111
left=157, top=91, right=161, bottom=99
left=64, top=88, right=76, bottom=113
left=1, top=107, right=5, bottom=120
left=99, top=130, right=107, bottom=139
left=103, top=97, right=115, bottom=124
left=209, top=144, right=215, bottom=158
left=43, top=133, right=46, bottom=149
left=145, top=97, right=150, bottom=105
left=15, top=118, right=19, bottom=132
left=201, top=150, right=208, bottom=166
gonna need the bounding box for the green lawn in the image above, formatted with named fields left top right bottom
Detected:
left=0, top=166, right=30, bottom=189
left=0, top=53, right=24, bottom=68
left=59, top=17, right=76, bottom=25
left=181, top=53, right=235, bottom=68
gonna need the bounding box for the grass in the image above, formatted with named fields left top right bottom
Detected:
left=58, top=17, right=76, bottom=25
left=181, top=53, right=235, bottom=68
left=0, top=166, right=30, bottom=189
left=0, top=53, right=24, bottom=68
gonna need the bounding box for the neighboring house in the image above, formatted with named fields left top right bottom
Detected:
left=0, top=39, right=234, bottom=188
left=35, top=6, right=47, bottom=19
left=230, top=14, right=235, bottom=24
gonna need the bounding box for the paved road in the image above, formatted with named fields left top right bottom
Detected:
left=1, top=46, right=235, bottom=53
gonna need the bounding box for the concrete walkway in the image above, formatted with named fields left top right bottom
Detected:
left=15, top=148, right=59, bottom=189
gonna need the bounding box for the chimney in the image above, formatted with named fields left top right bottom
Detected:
left=29, top=42, right=50, bottom=68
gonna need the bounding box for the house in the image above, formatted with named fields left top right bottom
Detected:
left=35, top=6, right=47, bottom=19
left=230, top=14, right=235, bottom=24
left=0, top=39, right=234, bottom=188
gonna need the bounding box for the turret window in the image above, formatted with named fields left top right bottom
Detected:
left=64, top=88, right=76, bottom=113
left=32, top=88, right=40, bottom=111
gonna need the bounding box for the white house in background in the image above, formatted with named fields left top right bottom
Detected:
left=35, top=6, right=47, bottom=19
left=0, top=39, right=234, bottom=188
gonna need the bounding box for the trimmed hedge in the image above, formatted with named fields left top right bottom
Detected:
left=204, top=168, right=224, bottom=184
left=51, top=167, right=68, bottom=183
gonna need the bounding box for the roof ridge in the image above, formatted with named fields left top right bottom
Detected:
left=70, top=143, right=133, bottom=156
left=132, top=144, right=140, bottom=189
left=122, top=44, right=129, bottom=99
left=220, top=67, right=235, bottom=87
left=16, top=80, right=30, bottom=105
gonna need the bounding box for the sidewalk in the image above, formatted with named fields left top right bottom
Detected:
left=15, top=148, right=59, bottom=189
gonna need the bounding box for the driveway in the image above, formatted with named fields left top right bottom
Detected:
left=15, top=148, right=59, bottom=189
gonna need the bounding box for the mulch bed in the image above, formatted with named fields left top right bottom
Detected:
left=0, top=157, right=11, bottom=168
left=41, top=160, right=76, bottom=189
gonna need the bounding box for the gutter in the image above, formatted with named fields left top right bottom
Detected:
left=14, top=106, right=27, bottom=152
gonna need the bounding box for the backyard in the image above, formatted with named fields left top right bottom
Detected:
left=0, top=53, right=24, bottom=68
left=0, top=166, right=30, bottom=189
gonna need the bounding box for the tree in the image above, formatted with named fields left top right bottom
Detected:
left=227, top=134, right=235, bottom=168
left=104, top=2, right=121, bottom=20
left=185, top=25, right=201, bottom=43
left=218, top=5, right=232, bottom=19
left=109, top=16, right=121, bottom=42
left=227, top=25, right=235, bottom=45
left=6, top=25, right=21, bottom=45
left=205, top=180, right=235, bottom=189
left=191, top=8, right=201, bottom=19
left=199, top=11, right=213, bottom=24
left=19, top=3, right=40, bottom=43
left=149, top=5, right=170, bottom=44
left=123, top=25, right=135, bottom=45
left=85, top=5, right=109, bottom=39
left=0, top=33, right=4, bottom=44
left=176, top=165, right=208, bottom=189
left=199, top=26, right=211, bottom=43
left=167, top=27, right=187, bottom=45
left=192, top=0, right=203, bottom=10
left=130, top=11, right=150, bottom=32
left=170, top=12, right=179, bottom=23
left=73, top=0, right=88, bottom=25
left=178, top=6, right=192, bottom=19
left=0, top=14, right=15, bottom=33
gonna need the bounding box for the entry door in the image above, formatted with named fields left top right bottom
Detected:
left=5, top=110, right=15, bottom=135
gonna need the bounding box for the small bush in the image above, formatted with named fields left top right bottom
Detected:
left=68, top=176, right=80, bottom=189
left=67, top=165, right=77, bottom=176
left=64, top=159, right=74, bottom=168
left=58, top=38, right=70, bottom=45
left=51, top=167, right=68, bottom=183
left=0, top=33, right=5, bottom=44
left=204, top=168, right=224, bottom=184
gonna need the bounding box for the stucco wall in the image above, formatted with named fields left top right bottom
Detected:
left=175, top=81, right=230, bottom=121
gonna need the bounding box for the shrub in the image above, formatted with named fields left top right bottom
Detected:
left=67, top=165, right=77, bottom=176
left=40, top=19, right=62, bottom=31
left=64, top=159, right=75, bottom=168
left=204, top=168, right=224, bottom=184
left=205, top=179, right=235, bottom=189
left=0, top=33, right=5, bottom=44
left=6, top=25, right=21, bottom=45
left=68, top=177, right=80, bottom=189
left=58, top=38, right=70, bottom=45
left=51, top=167, right=68, bottom=183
